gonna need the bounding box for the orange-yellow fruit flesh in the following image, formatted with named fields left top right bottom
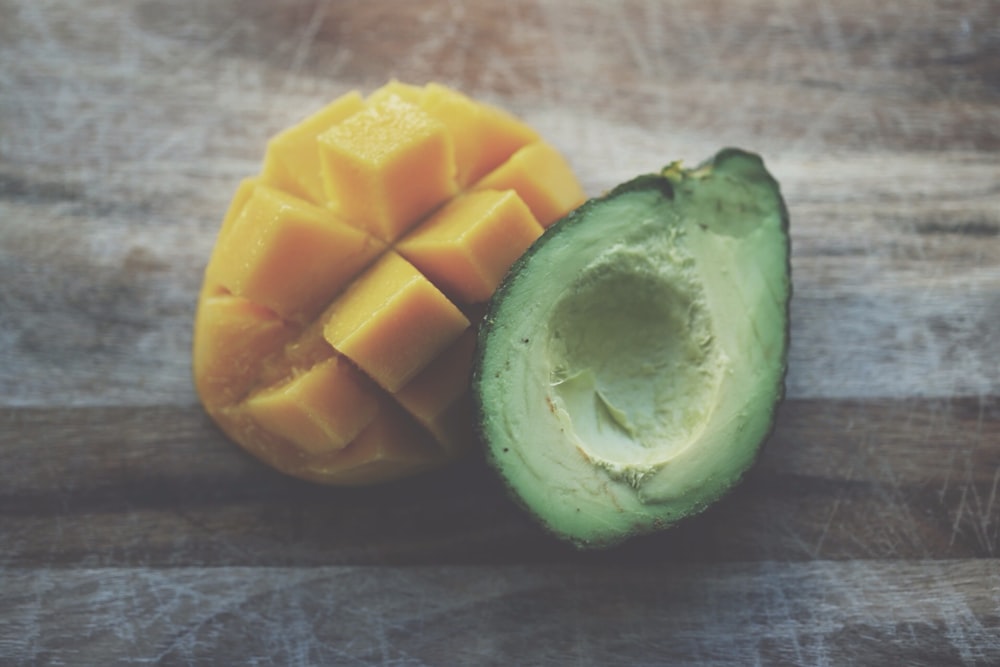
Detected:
left=194, top=82, right=586, bottom=485
left=397, top=189, right=543, bottom=304
left=393, top=328, right=477, bottom=455
left=321, top=252, right=470, bottom=393
left=261, top=91, right=366, bottom=205
left=318, top=95, right=457, bottom=242
left=420, top=83, right=540, bottom=187
left=216, top=177, right=260, bottom=245
left=473, top=142, right=587, bottom=227
left=206, top=184, right=385, bottom=324
left=242, top=355, right=380, bottom=455
left=295, top=398, right=447, bottom=485
left=193, top=293, right=297, bottom=409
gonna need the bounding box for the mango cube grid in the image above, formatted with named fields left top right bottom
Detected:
left=193, top=81, right=585, bottom=484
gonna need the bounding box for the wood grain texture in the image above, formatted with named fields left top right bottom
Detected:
left=2, top=398, right=998, bottom=567
left=1, top=0, right=999, bottom=664
left=3, top=561, right=999, bottom=666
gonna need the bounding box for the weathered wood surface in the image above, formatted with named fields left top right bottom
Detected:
left=2, top=0, right=999, bottom=664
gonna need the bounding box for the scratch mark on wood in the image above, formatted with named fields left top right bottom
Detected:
left=985, top=466, right=1000, bottom=557
left=948, top=396, right=1000, bottom=556
left=813, top=459, right=854, bottom=558
left=614, top=5, right=653, bottom=77
left=288, top=0, right=329, bottom=80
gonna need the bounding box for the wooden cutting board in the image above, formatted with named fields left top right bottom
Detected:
left=2, top=1, right=998, bottom=664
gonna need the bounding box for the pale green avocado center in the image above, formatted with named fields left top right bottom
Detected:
left=546, top=249, right=723, bottom=473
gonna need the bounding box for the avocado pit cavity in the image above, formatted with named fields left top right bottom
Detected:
left=546, top=249, right=723, bottom=475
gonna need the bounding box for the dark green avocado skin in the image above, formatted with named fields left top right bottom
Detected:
left=472, top=148, right=791, bottom=549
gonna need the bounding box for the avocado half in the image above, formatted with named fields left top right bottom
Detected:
left=472, top=148, right=790, bottom=548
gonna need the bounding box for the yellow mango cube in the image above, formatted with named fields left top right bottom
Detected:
left=473, top=141, right=586, bottom=227
left=193, top=293, right=296, bottom=408
left=304, top=399, right=446, bottom=486
left=206, top=184, right=384, bottom=323
left=216, top=177, right=259, bottom=245
left=243, top=355, right=379, bottom=455
left=397, top=189, right=543, bottom=303
left=261, top=91, right=366, bottom=205
left=420, top=83, right=539, bottom=187
left=318, top=94, right=457, bottom=242
left=322, top=252, right=470, bottom=392
left=393, top=328, right=477, bottom=455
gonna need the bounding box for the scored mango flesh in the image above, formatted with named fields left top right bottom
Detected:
left=193, top=81, right=586, bottom=485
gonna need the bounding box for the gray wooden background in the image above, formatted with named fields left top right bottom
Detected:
left=2, top=1, right=999, bottom=664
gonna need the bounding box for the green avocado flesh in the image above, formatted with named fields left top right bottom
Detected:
left=472, top=148, right=791, bottom=548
